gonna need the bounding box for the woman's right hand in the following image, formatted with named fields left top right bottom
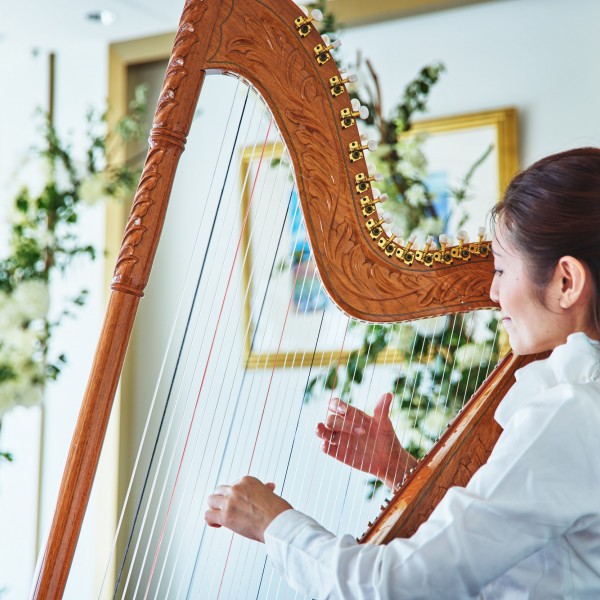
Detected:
left=315, top=393, right=416, bottom=490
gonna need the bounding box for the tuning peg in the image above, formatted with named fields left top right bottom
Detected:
left=340, top=68, right=359, bottom=83
left=391, top=226, right=404, bottom=245
left=295, top=6, right=322, bottom=36
left=456, top=230, right=469, bottom=244
left=424, top=235, right=434, bottom=253
left=350, top=98, right=369, bottom=120
left=348, top=139, right=377, bottom=162
left=311, top=8, right=323, bottom=21
left=379, top=193, right=389, bottom=203
left=321, top=34, right=341, bottom=51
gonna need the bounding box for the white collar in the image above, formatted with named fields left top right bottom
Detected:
left=495, top=332, right=600, bottom=428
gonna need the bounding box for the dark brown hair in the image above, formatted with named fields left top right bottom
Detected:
left=492, top=147, right=600, bottom=331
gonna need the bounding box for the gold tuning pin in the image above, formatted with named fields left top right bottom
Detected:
left=340, top=99, right=369, bottom=129
left=314, top=34, right=340, bottom=65
left=348, top=139, right=378, bottom=162
left=469, top=226, right=490, bottom=257
left=436, top=234, right=453, bottom=264
left=294, top=7, right=323, bottom=37
left=355, top=164, right=383, bottom=192
left=415, top=235, right=435, bottom=267
left=452, top=230, right=471, bottom=261
left=329, top=72, right=358, bottom=97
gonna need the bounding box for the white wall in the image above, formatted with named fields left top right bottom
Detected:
left=1, top=0, right=600, bottom=597
left=336, top=0, right=600, bottom=166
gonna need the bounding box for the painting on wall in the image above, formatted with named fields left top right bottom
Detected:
left=239, top=107, right=518, bottom=369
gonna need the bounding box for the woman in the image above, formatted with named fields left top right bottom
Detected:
left=205, top=148, right=600, bottom=599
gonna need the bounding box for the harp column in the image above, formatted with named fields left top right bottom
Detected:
left=30, top=2, right=220, bottom=597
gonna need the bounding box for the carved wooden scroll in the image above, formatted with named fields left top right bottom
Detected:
left=31, top=0, right=512, bottom=597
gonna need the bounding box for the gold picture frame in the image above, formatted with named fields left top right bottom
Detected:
left=239, top=108, right=518, bottom=369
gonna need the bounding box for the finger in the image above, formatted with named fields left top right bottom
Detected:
left=325, top=413, right=366, bottom=435
left=328, top=398, right=348, bottom=415
left=265, top=482, right=276, bottom=492
left=214, top=484, right=230, bottom=496
left=320, top=438, right=339, bottom=456
left=373, top=393, right=394, bottom=420
left=206, top=493, right=224, bottom=510
left=205, top=509, right=223, bottom=528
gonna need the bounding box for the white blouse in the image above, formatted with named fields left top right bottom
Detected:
left=264, top=333, right=600, bottom=599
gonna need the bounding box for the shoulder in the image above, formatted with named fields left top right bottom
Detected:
left=496, top=332, right=600, bottom=429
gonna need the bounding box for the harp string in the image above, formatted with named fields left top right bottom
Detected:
left=100, top=79, right=249, bottom=600
left=141, top=114, right=276, bottom=597
left=113, top=81, right=272, bottom=599
left=133, top=93, right=277, bottom=597
left=215, top=207, right=309, bottom=600
left=188, top=152, right=308, bottom=597
left=162, top=99, right=314, bottom=596
left=182, top=184, right=296, bottom=598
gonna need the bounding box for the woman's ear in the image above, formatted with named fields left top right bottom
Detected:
left=553, top=256, right=590, bottom=309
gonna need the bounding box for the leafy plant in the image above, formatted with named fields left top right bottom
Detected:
left=0, top=86, right=148, bottom=461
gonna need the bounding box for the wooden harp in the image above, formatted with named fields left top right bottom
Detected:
left=31, top=0, right=528, bottom=597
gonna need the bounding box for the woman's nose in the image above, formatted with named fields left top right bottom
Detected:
left=489, top=273, right=499, bottom=304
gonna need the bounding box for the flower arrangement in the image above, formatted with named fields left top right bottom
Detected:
left=0, top=86, right=147, bottom=462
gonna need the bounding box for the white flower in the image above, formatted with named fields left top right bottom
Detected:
left=396, top=136, right=427, bottom=169
left=412, top=316, right=449, bottom=338
left=405, top=183, right=428, bottom=207
left=421, top=409, right=450, bottom=439
left=79, top=171, right=111, bottom=206
left=0, top=290, right=28, bottom=328
left=398, top=159, right=423, bottom=181
left=12, top=280, right=50, bottom=322
left=455, top=342, right=494, bottom=369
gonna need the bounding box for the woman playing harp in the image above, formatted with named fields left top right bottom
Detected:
left=206, top=148, right=600, bottom=599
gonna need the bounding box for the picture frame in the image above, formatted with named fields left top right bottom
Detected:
left=240, top=107, right=519, bottom=369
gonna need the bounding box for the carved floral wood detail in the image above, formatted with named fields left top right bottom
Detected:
left=200, top=0, right=495, bottom=322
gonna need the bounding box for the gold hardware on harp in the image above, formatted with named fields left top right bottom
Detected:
left=314, top=34, right=340, bottom=66
left=356, top=169, right=383, bottom=193
left=329, top=72, right=358, bottom=97
left=340, top=107, right=355, bottom=129
left=349, top=139, right=377, bottom=162
left=295, top=7, right=322, bottom=37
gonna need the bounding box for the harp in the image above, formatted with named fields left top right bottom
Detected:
left=31, top=0, right=531, bottom=597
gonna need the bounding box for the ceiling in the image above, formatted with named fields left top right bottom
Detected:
left=0, top=0, right=496, bottom=47
left=0, top=0, right=185, bottom=46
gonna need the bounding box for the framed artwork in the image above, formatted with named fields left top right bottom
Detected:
left=407, top=107, right=519, bottom=235
left=240, top=107, right=518, bottom=369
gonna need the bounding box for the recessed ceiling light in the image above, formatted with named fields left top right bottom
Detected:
left=86, top=10, right=117, bottom=26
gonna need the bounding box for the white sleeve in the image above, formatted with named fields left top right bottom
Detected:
left=264, top=385, right=600, bottom=600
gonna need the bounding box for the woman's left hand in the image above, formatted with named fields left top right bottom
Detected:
left=205, top=476, right=293, bottom=543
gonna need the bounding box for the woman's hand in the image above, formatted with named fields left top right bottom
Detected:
left=205, top=476, right=293, bottom=543
left=315, top=393, right=416, bottom=490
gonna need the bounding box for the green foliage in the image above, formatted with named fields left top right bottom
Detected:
left=0, top=86, right=147, bottom=444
